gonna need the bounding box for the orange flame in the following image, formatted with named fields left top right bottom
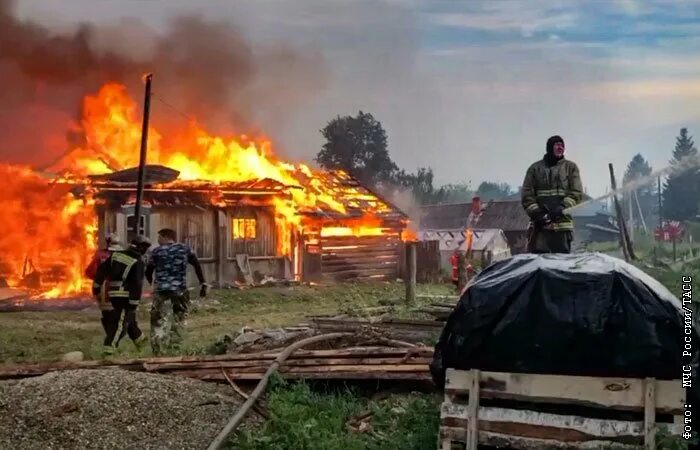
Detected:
left=466, top=228, right=473, bottom=252
left=0, top=164, right=97, bottom=298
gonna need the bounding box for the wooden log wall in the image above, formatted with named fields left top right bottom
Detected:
left=320, top=231, right=402, bottom=282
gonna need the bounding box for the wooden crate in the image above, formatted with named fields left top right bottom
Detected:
left=439, top=368, right=685, bottom=449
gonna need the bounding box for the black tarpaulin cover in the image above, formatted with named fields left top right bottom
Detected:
left=430, top=253, right=698, bottom=397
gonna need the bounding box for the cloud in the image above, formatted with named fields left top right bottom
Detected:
left=426, top=9, right=577, bottom=35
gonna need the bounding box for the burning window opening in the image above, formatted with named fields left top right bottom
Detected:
left=232, top=218, right=257, bottom=240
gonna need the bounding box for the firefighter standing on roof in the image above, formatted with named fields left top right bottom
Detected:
left=146, top=228, right=207, bottom=356
left=521, top=135, right=583, bottom=253
left=92, top=235, right=151, bottom=355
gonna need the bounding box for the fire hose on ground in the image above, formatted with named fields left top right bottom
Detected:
left=206, top=330, right=422, bottom=449
left=206, top=332, right=351, bottom=450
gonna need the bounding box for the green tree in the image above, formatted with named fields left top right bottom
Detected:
left=475, top=181, right=513, bottom=200
left=433, top=182, right=474, bottom=204
left=394, top=167, right=441, bottom=204
left=316, top=111, right=398, bottom=187
left=662, top=128, right=700, bottom=221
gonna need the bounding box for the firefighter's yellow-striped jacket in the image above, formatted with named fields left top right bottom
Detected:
left=521, top=157, right=583, bottom=231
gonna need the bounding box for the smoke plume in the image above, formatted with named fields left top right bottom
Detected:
left=0, top=0, right=327, bottom=167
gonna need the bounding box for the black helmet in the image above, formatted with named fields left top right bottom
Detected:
left=546, top=135, right=564, bottom=155
left=130, top=235, right=152, bottom=253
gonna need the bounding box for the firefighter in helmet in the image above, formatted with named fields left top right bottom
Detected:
left=85, top=233, right=122, bottom=339
left=521, top=135, right=583, bottom=253
left=93, top=235, right=151, bottom=355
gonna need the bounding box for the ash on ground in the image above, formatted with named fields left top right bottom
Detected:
left=0, top=369, right=257, bottom=450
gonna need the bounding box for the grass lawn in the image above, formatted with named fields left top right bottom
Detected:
left=232, top=377, right=440, bottom=450
left=0, top=282, right=453, bottom=364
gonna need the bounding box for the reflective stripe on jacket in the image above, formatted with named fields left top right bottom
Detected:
left=92, top=249, right=145, bottom=306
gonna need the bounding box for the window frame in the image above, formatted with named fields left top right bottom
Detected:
left=231, top=217, right=257, bottom=241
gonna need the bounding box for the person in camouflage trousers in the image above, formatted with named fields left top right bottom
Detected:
left=146, top=228, right=208, bottom=355
left=521, top=135, right=584, bottom=253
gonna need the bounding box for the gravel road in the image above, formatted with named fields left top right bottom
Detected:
left=0, top=369, right=251, bottom=450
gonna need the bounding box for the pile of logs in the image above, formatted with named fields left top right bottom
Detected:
left=0, top=346, right=434, bottom=382
left=414, top=303, right=456, bottom=321
left=310, top=317, right=444, bottom=343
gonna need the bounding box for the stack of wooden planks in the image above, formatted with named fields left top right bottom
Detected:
left=0, top=346, right=434, bottom=382
left=415, top=302, right=457, bottom=321
left=310, top=317, right=445, bottom=343
left=320, top=233, right=402, bottom=282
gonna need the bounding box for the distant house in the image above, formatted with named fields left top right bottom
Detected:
left=419, top=197, right=529, bottom=258
left=418, top=228, right=510, bottom=272
left=469, top=229, right=511, bottom=264
left=420, top=192, right=619, bottom=255
left=419, top=202, right=473, bottom=231
left=569, top=197, right=619, bottom=248
left=472, top=199, right=530, bottom=254
left=418, top=201, right=475, bottom=273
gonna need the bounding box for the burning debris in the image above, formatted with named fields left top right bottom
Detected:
left=1, top=82, right=413, bottom=299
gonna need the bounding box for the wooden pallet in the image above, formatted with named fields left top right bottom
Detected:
left=439, top=368, right=685, bottom=449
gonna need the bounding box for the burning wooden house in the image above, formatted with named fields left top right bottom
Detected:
left=82, top=165, right=409, bottom=286
left=1, top=82, right=414, bottom=299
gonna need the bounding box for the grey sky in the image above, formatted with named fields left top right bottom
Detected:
left=14, top=0, right=700, bottom=196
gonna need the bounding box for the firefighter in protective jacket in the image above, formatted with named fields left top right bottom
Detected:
left=93, top=235, right=152, bottom=354
left=521, top=135, right=583, bottom=253
left=85, top=233, right=123, bottom=342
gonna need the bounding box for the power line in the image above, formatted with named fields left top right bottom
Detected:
left=152, top=93, right=196, bottom=123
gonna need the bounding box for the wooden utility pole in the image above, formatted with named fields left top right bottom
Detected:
left=134, top=73, right=153, bottom=237
left=609, top=164, right=635, bottom=261
left=405, top=241, right=416, bottom=304
left=655, top=176, right=663, bottom=262
left=657, top=176, right=663, bottom=230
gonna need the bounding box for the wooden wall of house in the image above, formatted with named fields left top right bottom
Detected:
left=97, top=204, right=286, bottom=288
left=320, top=230, right=402, bottom=282
left=227, top=206, right=277, bottom=258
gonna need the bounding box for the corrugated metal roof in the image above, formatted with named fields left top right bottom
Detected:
left=418, top=203, right=472, bottom=230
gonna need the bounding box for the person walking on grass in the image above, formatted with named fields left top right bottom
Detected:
left=146, top=228, right=208, bottom=356
left=92, top=235, right=151, bottom=355
left=85, top=233, right=123, bottom=343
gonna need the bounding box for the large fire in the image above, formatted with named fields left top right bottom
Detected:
left=0, top=164, right=97, bottom=298
left=1, top=82, right=406, bottom=299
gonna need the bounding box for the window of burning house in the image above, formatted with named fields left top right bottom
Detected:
left=228, top=208, right=275, bottom=258
left=126, top=215, right=146, bottom=242
left=232, top=218, right=257, bottom=240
